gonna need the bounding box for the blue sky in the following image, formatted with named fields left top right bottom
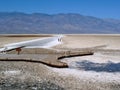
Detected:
left=0, top=0, right=120, bottom=19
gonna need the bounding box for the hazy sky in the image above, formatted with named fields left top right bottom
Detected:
left=0, top=0, right=120, bottom=19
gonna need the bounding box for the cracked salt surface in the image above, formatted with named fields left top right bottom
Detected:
left=52, top=68, right=120, bottom=83
left=50, top=52, right=120, bottom=85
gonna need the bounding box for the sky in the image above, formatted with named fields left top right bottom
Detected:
left=0, top=0, right=120, bottom=19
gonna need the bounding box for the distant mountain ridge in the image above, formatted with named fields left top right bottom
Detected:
left=0, top=12, right=120, bottom=34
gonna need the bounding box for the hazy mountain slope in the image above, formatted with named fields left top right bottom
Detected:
left=0, top=12, right=120, bottom=34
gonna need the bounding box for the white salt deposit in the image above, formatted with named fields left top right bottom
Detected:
left=61, top=52, right=120, bottom=64
left=0, top=48, right=5, bottom=52
left=0, top=35, right=63, bottom=52
left=2, top=70, right=21, bottom=76
left=50, top=51, right=120, bottom=84
left=51, top=68, right=120, bottom=84
left=26, top=36, right=62, bottom=48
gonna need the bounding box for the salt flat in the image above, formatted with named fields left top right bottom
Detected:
left=0, top=34, right=120, bottom=90
left=1, top=34, right=120, bottom=50
left=53, top=34, right=120, bottom=90
left=0, top=37, right=40, bottom=48
left=57, top=34, right=120, bottom=50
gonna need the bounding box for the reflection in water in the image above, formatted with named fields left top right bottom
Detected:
left=70, top=60, right=120, bottom=72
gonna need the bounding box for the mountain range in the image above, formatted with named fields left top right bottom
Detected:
left=0, top=12, right=120, bottom=34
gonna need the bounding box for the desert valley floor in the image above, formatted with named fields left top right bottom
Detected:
left=0, top=34, right=120, bottom=90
